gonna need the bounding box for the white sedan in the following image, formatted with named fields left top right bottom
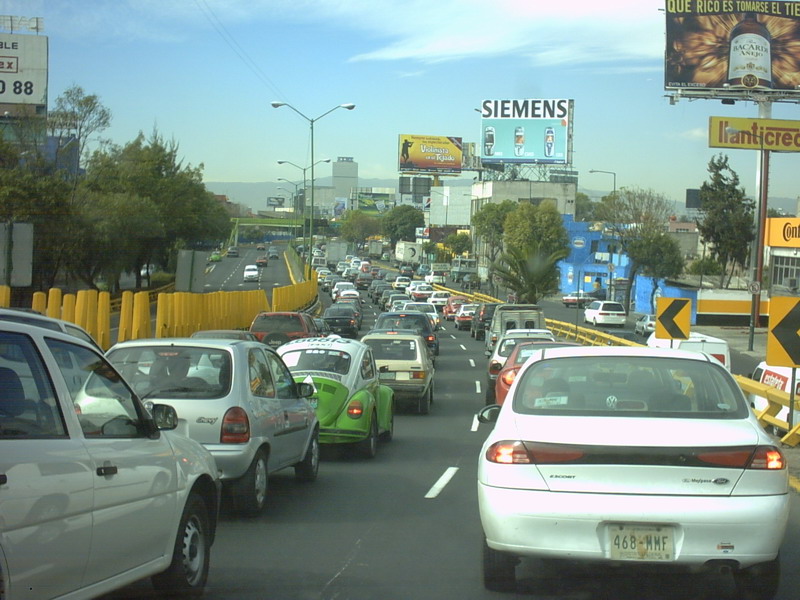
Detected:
left=583, top=300, right=627, bottom=327
left=477, top=346, right=788, bottom=596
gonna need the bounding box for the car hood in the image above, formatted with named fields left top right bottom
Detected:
left=292, top=373, right=351, bottom=424
left=481, top=414, right=785, bottom=497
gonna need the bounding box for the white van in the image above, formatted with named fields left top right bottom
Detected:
left=645, top=331, right=731, bottom=371
left=748, top=361, right=800, bottom=432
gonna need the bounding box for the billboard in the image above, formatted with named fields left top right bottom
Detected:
left=665, top=1, right=800, bottom=95
left=398, top=134, right=463, bottom=174
left=0, top=33, right=47, bottom=114
left=709, top=116, right=800, bottom=152
left=479, top=99, right=571, bottom=164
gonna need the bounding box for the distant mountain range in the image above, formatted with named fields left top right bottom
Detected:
left=205, top=178, right=798, bottom=218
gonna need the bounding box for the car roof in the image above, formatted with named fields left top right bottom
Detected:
left=0, top=318, right=100, bottom=352
left=503, top=328, right=552, bottom=336
left=278, top=336, right=367, bottom=353
left=0, top=307, right=100, bottom=348
left=516, top=345, right=720, bottom=363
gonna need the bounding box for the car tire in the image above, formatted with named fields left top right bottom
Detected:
left=418, top=386, right=432, bottom=415
left=264, top=332, right=290, bottom=349
left=379, top=402, right=394, bottom=442
left=358, top=413, right=379, bottom=459
left=231, top=449, right=268, bottom=517
left=151, top=493, right=211, bottom=598
left=485, top=381, right=496, bottom=405
left=733, top=555, right=780, bottom=600
left=294, top=431, right=320, bottom=482
left=482, top=537, right=517, bottom=593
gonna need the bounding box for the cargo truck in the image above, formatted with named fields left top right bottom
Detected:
left=367, top=240, right=383, bottom=259
left=394, top=241, right=422, bottom=265
left=325, top=240, right=349, bottom=269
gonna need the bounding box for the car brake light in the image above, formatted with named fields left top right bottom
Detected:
left=485, top=441, right=584, bottom=464
left=221, top=407, right=250, bottom=443
left=488, top=361, right=502, bottom=375
left=710, top=353, right=726, bottom=365
left=410, top=371, right=426, bottom=379
left=500, top=368, right=518, bottom=386
left=426, top=335, right=435, bottom=343
left=697, top=446, right=785, bottom=470
left=347, top=400, right=364, bottom=418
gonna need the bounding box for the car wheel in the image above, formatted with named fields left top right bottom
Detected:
left=358, top=413, right=379, bottom=459
left=485, top=381, right=496, bottom=405
left=264, top=332, right=290, bottom=349
left=482, top=537, right=517, bottom=593
left=379, top=402, right=394, bottom=442
left=733, top=556, right=780, bottom=600
left=231, top=449, right=268, bottom=517
left=418, top=386, right=432, bottom=415
left=151, top=493, right=211, bottom=597
left=294, top=431, right=320, bottom=482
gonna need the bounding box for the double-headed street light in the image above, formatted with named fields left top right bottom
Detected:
left=271, top=101, right=356, bottom=259
left=278, top=180, right=302, bottom=241
left=726, top=125, right=770, bottom=351
left=276, top=159, right=331, bottom=256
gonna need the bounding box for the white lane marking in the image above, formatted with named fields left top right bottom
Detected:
left=469, top=359, right=475, bottom=367
left=425, top=467, right=459, bottom=499
left=460, top=344, right=466, bottom=350
left=475, top=380, right=481, bottom=393
left=450, top=334, right=456, bottom=339
left=471, top=414, right=480, bottom=431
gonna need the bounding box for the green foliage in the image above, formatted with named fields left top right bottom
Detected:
left=574, top=192, right=595, bottom=222
left=695, top=154, right=754, bottom=287
left=444, top=232, right=472, bottom=257
left=340, top=210, right=380, bottom=244
left=491, top=241, right=568, bottom=304
left=629, top=232, right=684, bottom=282
left=687, top=256, right=724, bottom=276
left=504, top=200, right=570, bottom=259
left=471, top=199, right=515, bottom=264
left=381, top=205, right=424, bottom=244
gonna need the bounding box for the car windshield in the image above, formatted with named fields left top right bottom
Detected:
left=250, top=314, right=302, bottom=333
left=375, top=315, right=429, bottom=332
left=281, top=349, right=352, bottom=375
left=364, top=338, right=418, bottom=361
left=107, top=346, right=232, bottom=399
left=513, top=356, right=747, bottom=419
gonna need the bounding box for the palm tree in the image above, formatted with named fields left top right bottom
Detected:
left=491, top=241, right=568, bottom=304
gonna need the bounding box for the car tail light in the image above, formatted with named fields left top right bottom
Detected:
left=488, top=361, right=503, bottom=375
left=221, top=407, right=250, bottom=443
left=426, top=335, right=435, bottom=343
left=500, top=368, right=519, bottom=386
left=350, top=319, right=356, bottom=326
left=485, top=441, right=585, bottom=464
left=710, top=353, right=726, bottom=365
left=697, top=446, right=785, bottom=470
left=347, top=400, right=364, bottom=418
left=410, top=371, right=426, bottom=379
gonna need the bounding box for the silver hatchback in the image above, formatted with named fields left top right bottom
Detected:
left=107, top=338, right=319, bottom=516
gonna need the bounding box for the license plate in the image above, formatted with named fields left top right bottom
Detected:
left=607, top=524, right=674, bottom=561
left=380, top=372, right=396, bottom=380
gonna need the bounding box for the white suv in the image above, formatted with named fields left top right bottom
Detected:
left=0, top=321, right=220, bottom=598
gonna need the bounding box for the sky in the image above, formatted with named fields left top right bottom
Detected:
left=6, top=0, right=800, bottom=210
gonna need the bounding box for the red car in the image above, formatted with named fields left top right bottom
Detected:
left=255, top=255, right=269, bottom=267
left=442, top=296, right=469, bottom=321
left=248, top=311, right=321, bottom=349
left=493, top=340, right=581, bottom=405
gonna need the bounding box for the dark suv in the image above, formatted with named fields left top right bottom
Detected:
left=470, top=302, right=499, bottom=341
left=372, top=311, right=439, bottom=356
left=249, top=311, right=320, bottom=349
left=399, top=264, right=415, bottom=278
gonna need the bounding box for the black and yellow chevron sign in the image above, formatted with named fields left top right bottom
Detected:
left=655, top=297, right=691, bottom=340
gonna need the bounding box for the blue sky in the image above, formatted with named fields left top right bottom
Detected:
left=8, top=0, right=800, bottom=209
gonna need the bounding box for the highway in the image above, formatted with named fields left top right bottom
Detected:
left=102, top=249, right=800, bottom=599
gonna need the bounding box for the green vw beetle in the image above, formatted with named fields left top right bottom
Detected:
left=278, top=336, right=394, bottom=458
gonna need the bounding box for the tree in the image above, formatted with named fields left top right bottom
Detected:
left=491, top=241, right=568, bottom=304
left=574, top=192, right=595, bottom=222
left=471, top=199, right=516, bottom=266
left=340, top=210, right=380, bottom=245
left=695, top=154, right=754, bottom=288
left=382, top=205, right=423, bottom=245
left=628, top=232, right=684, bottom=308
left=444, top=232, right=472, bottom=257
left=48, top=85, right=112, bottom=170
left=593, top=186, right=673, bottom=309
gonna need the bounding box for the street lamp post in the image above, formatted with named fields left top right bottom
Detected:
left=271, top=101, right=355, bottom=265
left=278, top=180, right=301, bottom=242
left=725, top=126, right=770, bottom=351
left=277, top=159, right=331, bottom=258
left=589, top=169, right=617, bottom=196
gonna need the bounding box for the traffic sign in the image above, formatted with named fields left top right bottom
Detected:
left=655, top=297, right=691, bottom=340
left=767, top=297, right=800, bottom=367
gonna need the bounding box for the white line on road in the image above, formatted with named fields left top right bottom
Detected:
left=475, top=380, right=481, bottom=394
left=469, top=359, right=475, bottom=367
left=450, top=334, right=456, bottom=339
left=460, top=344, right=466, bottom=350
left=471, top=414, right=480, bottom=432
left=425, top=467, right=459, bottom=499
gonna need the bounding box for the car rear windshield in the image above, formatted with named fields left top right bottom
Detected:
left=281, top=349, right=352, bottom=375
left=513, top=356, right=747, bottom=419
left=251, top=314, right=302, bottom=333
left=375, top=314, right=430, bottom=332
left=602, top=303, right=625, bottom=312
left=364, top=338, right=418, bottom=361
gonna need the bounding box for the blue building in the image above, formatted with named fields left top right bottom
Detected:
left=558, top=215, right=630, bottom=303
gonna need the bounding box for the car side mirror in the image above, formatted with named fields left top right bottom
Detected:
left=484, top=350, right=491, bottom=357
left=151, top=403, right=178, bottom=431
left=297, top=382, right=315, bottom=398
left=477, top=405, right=501, bottom=424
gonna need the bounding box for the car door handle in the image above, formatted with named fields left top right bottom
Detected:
left=96, top=465, right=118, bottom=476
left=0, top=473, right=7, bottom=485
